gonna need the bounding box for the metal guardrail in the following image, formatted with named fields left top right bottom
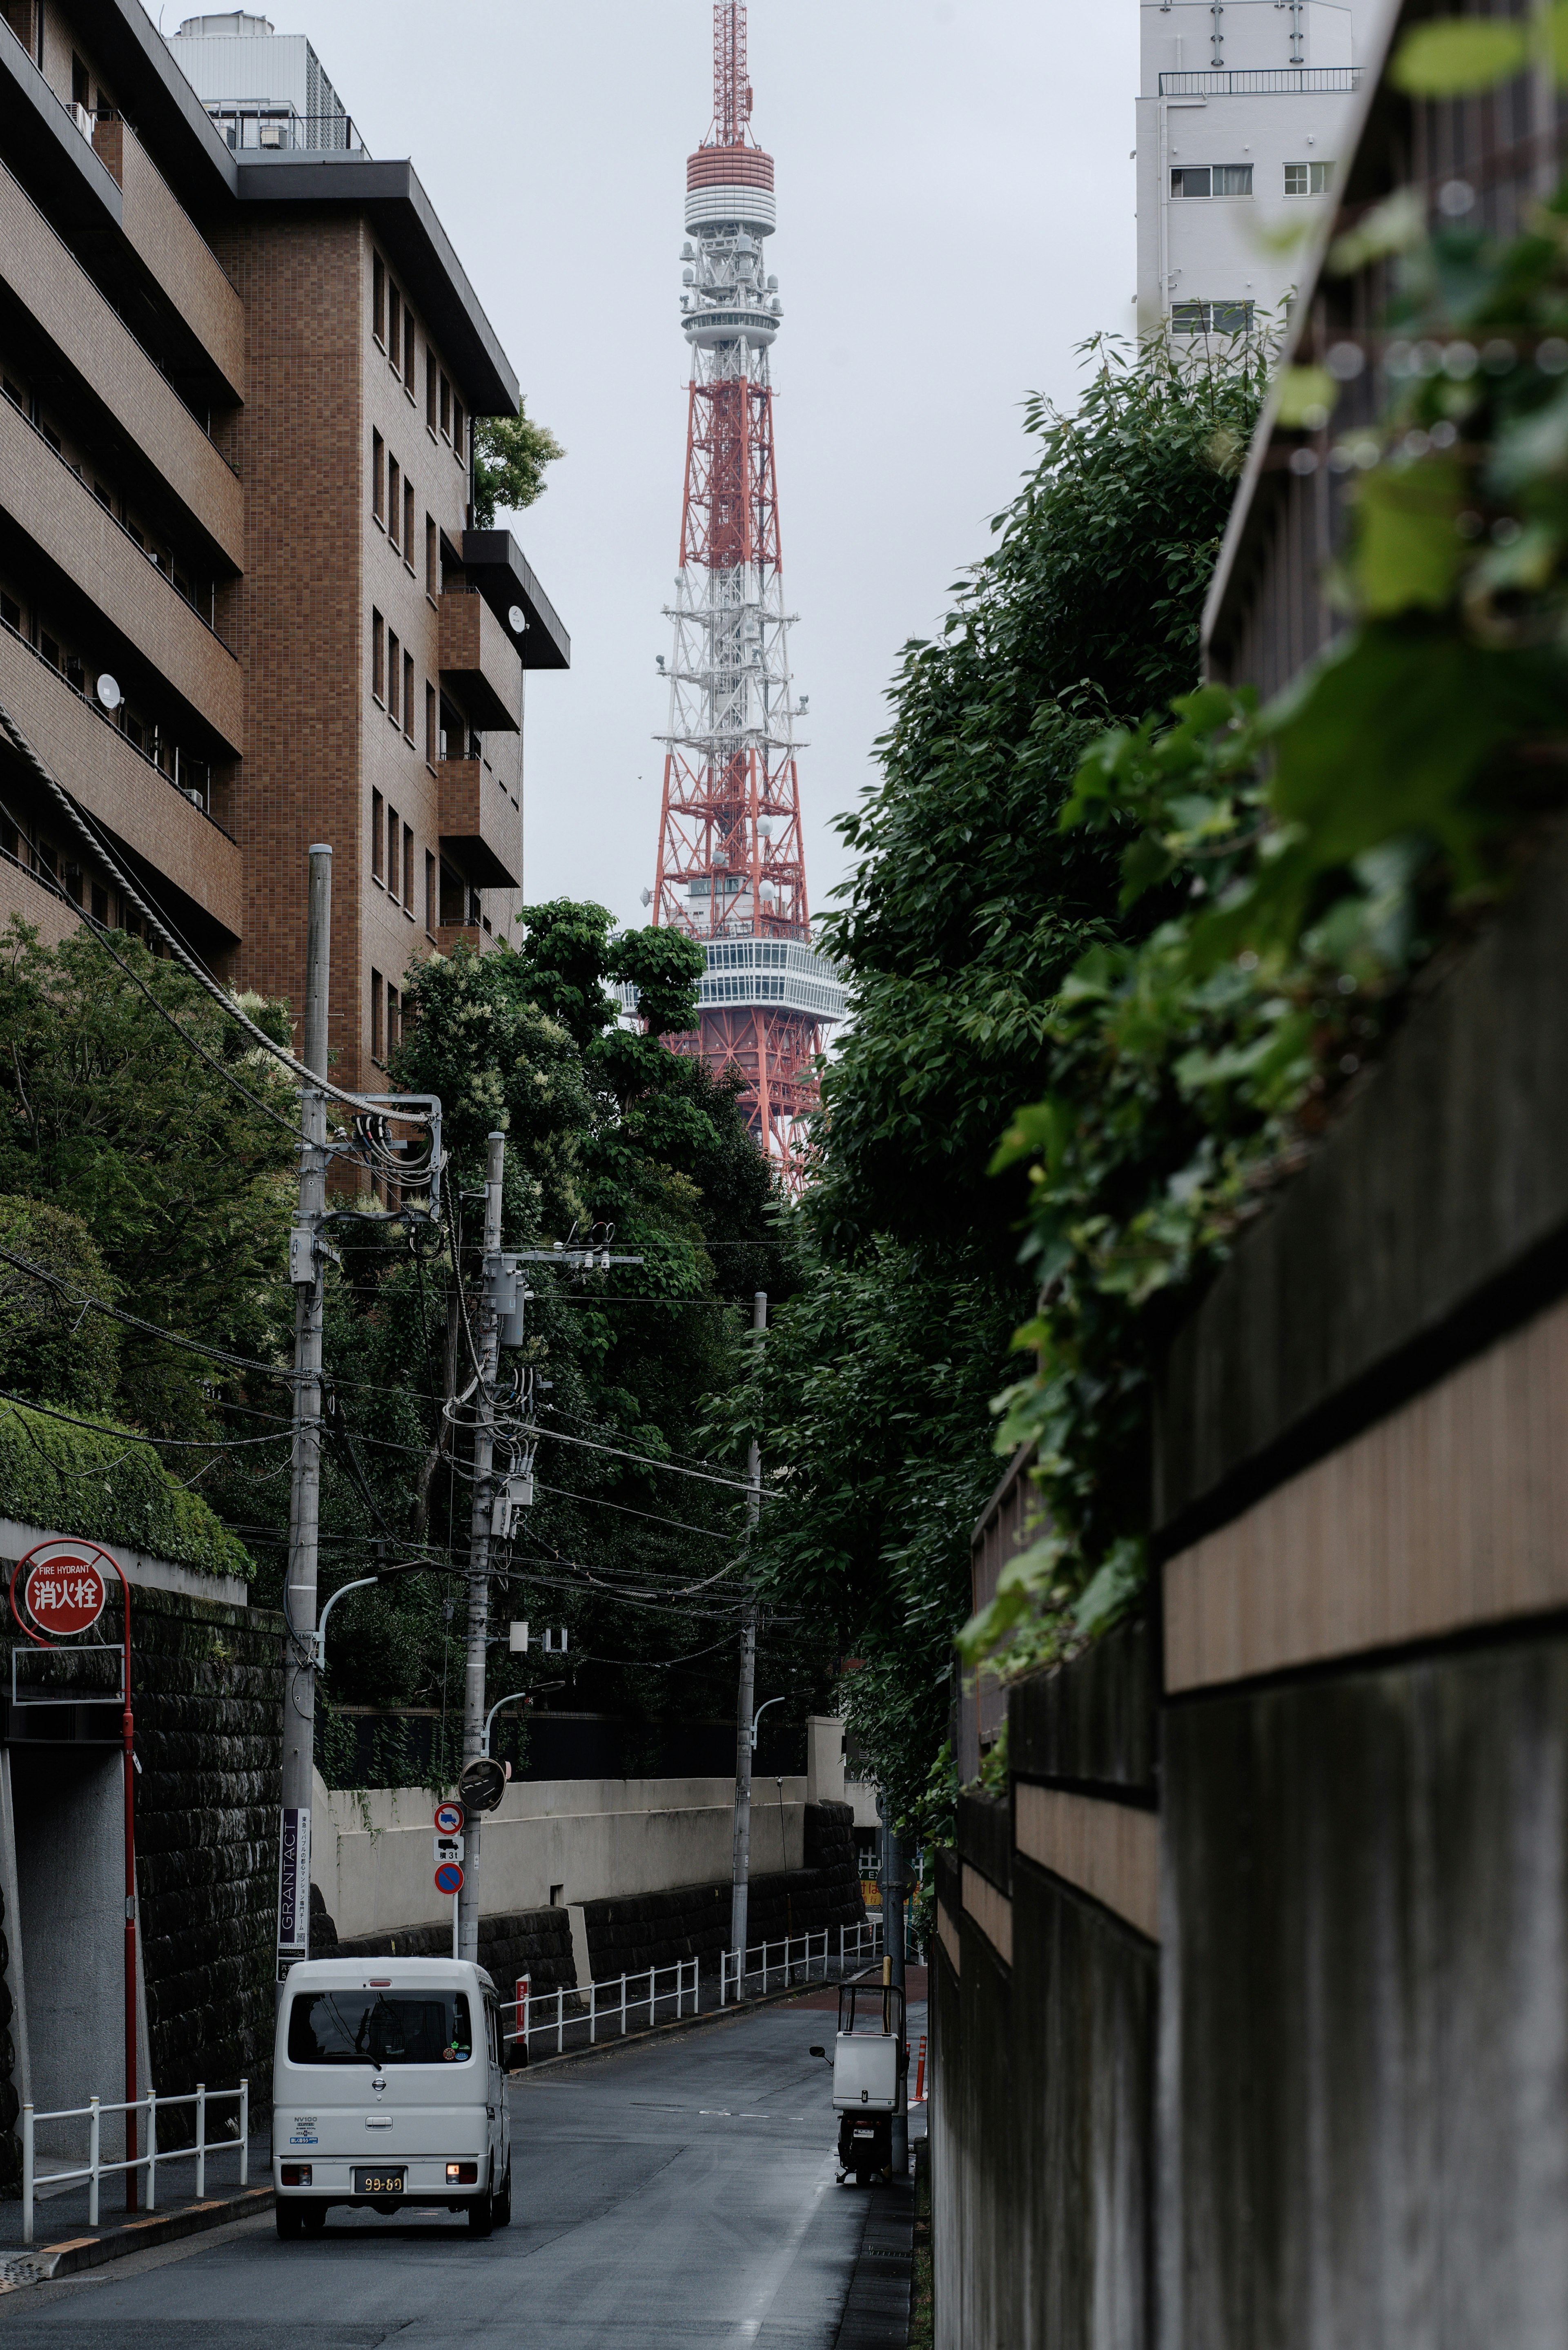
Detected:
left=1158, top=66, right=1361, bottom=95
left=21, top=2078, right=248, bottom=2245
left=720, top=1919, right=885, bottom=2005
left=504, top=1960, right=699, bottom=2057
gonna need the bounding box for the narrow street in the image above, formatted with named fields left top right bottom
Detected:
left=0, top=1997, right=921, bottom=2349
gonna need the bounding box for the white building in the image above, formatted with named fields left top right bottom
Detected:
left=1135, top=0, right=1388, bottom=339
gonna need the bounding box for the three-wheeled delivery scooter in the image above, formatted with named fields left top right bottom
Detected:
left=811, top=1977, right=907, bottom=2185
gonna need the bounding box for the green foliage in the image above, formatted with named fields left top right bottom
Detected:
left=0, top=923, right=295, bottom=1437
left=471, top=403, right=566, bottom=529
left=809, top=338, right=1270, bottom=1272
left=0, top=1398, right=252, bottom=1578
left=706, top=1243, right=1018, bottom=1822
left=709, top=337, right=1274, bottom=1817
left=217, top=904, right=795, bottom=1760
left=976, top=183, right=1568, bottom=1669
left=0, top=1195, right=120, bottom=1411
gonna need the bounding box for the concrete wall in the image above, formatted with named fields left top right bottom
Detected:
left=312, top=1772, right=808, bottom=1944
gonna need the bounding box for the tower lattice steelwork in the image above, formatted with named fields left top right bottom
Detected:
left=648, top=0, right=843, bottom=1185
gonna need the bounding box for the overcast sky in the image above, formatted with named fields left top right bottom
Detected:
left=240, top=1, right=1139, bottom=930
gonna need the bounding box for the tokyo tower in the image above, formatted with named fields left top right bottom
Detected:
left=648, top=0, right=843, bottom=1186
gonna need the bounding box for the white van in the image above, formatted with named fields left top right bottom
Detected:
left=273, top=1957, right=512, bottom=2239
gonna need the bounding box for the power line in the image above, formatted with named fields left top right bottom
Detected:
left=0, top=697, right=436, bottom=1130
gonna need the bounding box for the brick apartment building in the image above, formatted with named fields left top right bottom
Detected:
left=0, top=0, right=568, bottom=1089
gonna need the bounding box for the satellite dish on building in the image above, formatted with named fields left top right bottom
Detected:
left=96, top=673, right=121, bottom=711
left=507, top=604, right=526, bottom=634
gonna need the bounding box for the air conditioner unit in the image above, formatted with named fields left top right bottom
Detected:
left=259, top=120, right=284, bottom=148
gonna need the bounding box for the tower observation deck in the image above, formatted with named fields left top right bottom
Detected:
left=648, top=0, right=844, bottom=1188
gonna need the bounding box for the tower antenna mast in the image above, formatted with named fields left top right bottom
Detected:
left=648, top=2, right=844, bottom=1191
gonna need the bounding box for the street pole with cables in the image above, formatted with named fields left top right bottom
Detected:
left=457, top=1130, right=506, bottom=1964
left=729, top=1290, right=766, bottom=1982
left=278, top=844, right=332, bottom=1981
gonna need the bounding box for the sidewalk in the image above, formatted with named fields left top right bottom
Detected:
left=0, top=2127, right=273, bottom=2283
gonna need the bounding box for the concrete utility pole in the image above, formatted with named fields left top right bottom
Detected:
left=886, top=1819, right=908, bottom=2177
left=457, top=1130, right=506, bottom=1964
left=730, top=1290, right=767, bottom=1979
left=278, top=843, right=332, bottom=1980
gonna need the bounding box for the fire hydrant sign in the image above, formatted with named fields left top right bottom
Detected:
left=20, top=1543, right=108, bottom=1636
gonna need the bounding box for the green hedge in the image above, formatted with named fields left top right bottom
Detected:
left=0, top=1400, right=253, bottom=1581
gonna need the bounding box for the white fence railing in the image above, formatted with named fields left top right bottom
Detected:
left=504, top=1960, right=699, bottom=2057
left=21, top=2079, right=248, bottom=2246
left=719, top=1919, right=884, bottom=2004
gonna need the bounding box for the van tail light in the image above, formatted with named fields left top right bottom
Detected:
left=446, top=2162, right=479, bottom=2183
left=281, top=2164, right=312, bottom=2187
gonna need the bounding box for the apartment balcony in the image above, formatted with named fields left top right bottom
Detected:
left=0, top=622, right=243, bottom=946
left=0, top=392, right=243, bottom=754
left=437, top=589, right=522, bottom=734
left=434, top=922, right=486, bottom=956
left=437, top=758, right=519, bottom=890
left=0, top=159, right=243, bottom=569
left=89, top=116, right=245, bottom=400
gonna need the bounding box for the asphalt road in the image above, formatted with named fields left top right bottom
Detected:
left=0, top=1997, right=918, bottom=2350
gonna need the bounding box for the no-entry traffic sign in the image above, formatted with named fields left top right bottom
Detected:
left=434, top=1800, right=464, bottom=1837
left=434, top=1859, right=464, bottom=1897
left=19, top=1544, right=109, bottom=1637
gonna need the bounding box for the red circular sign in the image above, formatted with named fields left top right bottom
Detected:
left=20, top=1546, right=108, bottom=1637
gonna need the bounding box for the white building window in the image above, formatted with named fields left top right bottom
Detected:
left=1284, top=161, right=1335, bottom=196
left=1171, top=164, right=1253, bottom=198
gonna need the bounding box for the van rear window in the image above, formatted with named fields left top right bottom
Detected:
left=288, top=1990, right=473, bottom=2067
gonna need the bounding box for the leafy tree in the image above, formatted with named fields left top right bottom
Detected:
left=716, top=341, right=1270, bottom=1824
left=472, top=403, right=566, bottom=528
left=0, top=1195, right=120, bottom=1411
left=0, top=923, right=295, bottom=1434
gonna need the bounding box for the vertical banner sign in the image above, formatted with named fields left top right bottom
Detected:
left=277, top=1804, right=311, bottom=1964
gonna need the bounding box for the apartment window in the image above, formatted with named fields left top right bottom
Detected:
left=1172, top=163, right=1252, bottom=198
left=40, top=632, right=58, bottom=669
left=64, top=863, right=82, bottom=905
left=439, top=371, right=451, bottom=439
left=388, top=631, right=400, bottom=724
left=387, top=983, right=401, bottom=1053
left=388, top=456, right=401, bottom=551
left=371, top=789, right=384, bottom=881
left=1284, top=160, right=1335, bottom=196
left=91, top=883, right=108, bottom=925
left=425, top=849, right=435, bottom=932
left=0, top=592, right=18, bottom=633
left=388, top=283, right=401, bottom=374
left=426, top=352, right=437, bottom=433
left=402, top=317, right=416, bottom=390
left=403, top=650, right=415, bottom=738
left=372, top=610, right=385, bottom=702
left=403, top=479, right=415, bottom=566
left=372, top=251, right=385, bottom=346
left=452, top=398, right=465, bottom=465
left=71, top=53, right=89, bottom=107
left=425, top=680, right=437, bottom=764
left=402, top=823, right=414, bottom=901
left=1171, top=299, right=1256, bottom=337
left=387, top=806, right=400, bottom=901
left=371, top=969, right=384, bottom=1062
left=425, top=514, right=437, bottom=597
left=372, top=430, right=385, bottom=525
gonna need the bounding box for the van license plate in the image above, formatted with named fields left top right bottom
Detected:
left=354, top=2167, right=405, bottom=2197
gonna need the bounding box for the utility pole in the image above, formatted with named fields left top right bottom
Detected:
left=457, top=1130, right=506, bottom=1964
left=278, top=844, right=332, bottom=1981
left=886, top=1818, right=908, bottom=2176
left=730, top=1290, right=766, bottom=1983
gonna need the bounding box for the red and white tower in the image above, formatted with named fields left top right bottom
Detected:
left=648, top=0, right=843, bottom=1185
